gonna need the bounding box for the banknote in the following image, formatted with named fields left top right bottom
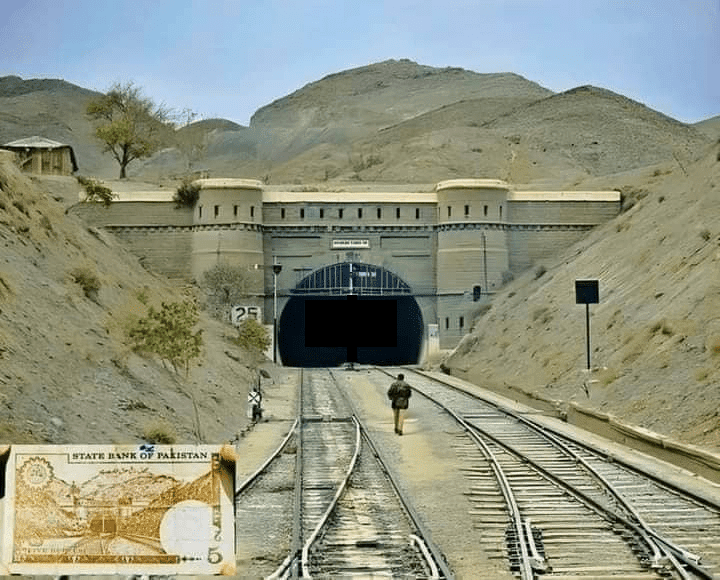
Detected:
left=1, top=444, right=235, bottom=575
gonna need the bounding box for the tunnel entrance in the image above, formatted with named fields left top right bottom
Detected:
left=278, top=262, right=424, bottom=367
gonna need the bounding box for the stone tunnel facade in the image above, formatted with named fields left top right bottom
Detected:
left=72, top=178, right=620, bottom=356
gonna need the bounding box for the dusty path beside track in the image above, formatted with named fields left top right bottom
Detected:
left=338, top=368, right=514, bottom=579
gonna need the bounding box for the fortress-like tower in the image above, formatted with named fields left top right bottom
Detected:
left=72, top=178, right=620, bottom=359
left=435, top=179, right=510, bottom=343
left=192, top=179, right=264, bottom=300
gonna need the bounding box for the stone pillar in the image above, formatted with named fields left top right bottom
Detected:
left=435, top=179, right=510, bottom=348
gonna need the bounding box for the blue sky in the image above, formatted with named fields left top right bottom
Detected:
left=0, top=0, right=717, bottom=124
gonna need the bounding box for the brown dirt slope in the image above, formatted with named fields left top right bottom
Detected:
left=444, top=141, right=720, bottom=451
left=0, top=150, right=258, bottom=445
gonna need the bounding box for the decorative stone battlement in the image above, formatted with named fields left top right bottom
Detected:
left=71, top=179, right=620, bottom=352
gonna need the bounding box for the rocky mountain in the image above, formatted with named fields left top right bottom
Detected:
left=2, top=61, right=715, bottom=185
left=137, top=60, right=713, bottom=185
left=694, top=115, right=720, bottom=140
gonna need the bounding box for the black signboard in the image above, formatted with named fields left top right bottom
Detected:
left=575, top=279, right=599, bottom=304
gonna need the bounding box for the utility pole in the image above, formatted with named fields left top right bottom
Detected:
left=272, top=258, right=282, bottom=364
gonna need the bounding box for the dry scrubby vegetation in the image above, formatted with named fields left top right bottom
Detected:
left=0, top=151, right=259, bottom=445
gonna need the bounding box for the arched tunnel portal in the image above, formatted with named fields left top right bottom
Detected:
left=278, top=262, right=424, bottom=367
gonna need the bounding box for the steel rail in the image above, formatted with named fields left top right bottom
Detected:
left=329, top=369, right=455, bottom=579
left=387, top=369, right=538, bottom=579
left=266, top=369, right=305, bottom=580
left=406, top=368, right=717, bottom=579
left=375, top=368, right=661, bottom=576
left=527, top=418, right=710, bottom=579
left=300, top=416, right=361, bottom=578
left=407, top=377, right=663, bottom=577
left=234, top=418, right=298, bottom=499
left=410, top=367, right=720, bottom=511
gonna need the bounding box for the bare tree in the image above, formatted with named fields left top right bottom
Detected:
left=175, top=108, right=209, bottom=172
left=87, top=81, right=173, bottom=178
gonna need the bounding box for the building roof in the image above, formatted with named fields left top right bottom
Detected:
left=4, top=136, right=69, bottom=149
left=194, top=178, right=263, bottom=190
left=510, top=190, right=621, bottom=202
left=2, top=136, right=78, bottom=171
left=435, top=178, right=510, bottom=192
left=262, top=191, right=438, bottom=204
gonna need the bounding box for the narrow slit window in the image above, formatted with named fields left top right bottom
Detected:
left=459, top=316, right=464, bottom=329
left=377, top=207, right=382, bottom=219
left=415, top=208, right=420, bottom=219
left=281, top=208, right=286, bottom=219
left=214, top=205, right=219, bottom=218
left=447, top=206, right=452, bottom=218
left=339, top=208, right=344, bottom=218
left=198, top=205, right=203, bottom=219
left=320, top=208, right=324, bottom=218
left=464, top=204, right=470, bottom=217
left=484, top=205, right=488, bottom=217
left=396, top=207, right=401, bottom=219
left=445, top=317, right=449, bottom=329
left=233, top=205, right=238, bottom=218
left=358, top=208, right=363, bottom=218
left=300, top=208, right=305, bottom=219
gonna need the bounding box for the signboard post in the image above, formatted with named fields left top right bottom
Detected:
left=575, top=279, right=599, bottom=370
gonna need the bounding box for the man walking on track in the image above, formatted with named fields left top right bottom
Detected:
left=388, top=373, right=412, bottom=435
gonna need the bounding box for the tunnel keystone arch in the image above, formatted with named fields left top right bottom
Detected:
left=278, top=261, right=424, bottom=367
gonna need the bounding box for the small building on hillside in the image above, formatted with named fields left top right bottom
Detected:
left=1, top=136, right=78, bottom=175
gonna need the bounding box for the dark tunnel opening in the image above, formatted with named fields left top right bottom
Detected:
left=278, top=294, right=424, bottom=367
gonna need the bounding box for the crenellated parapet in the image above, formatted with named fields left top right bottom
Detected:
left=69, top=178, right=620, bottom=350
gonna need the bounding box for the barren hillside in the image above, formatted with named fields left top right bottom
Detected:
left=0, top=76, right=118, bottom=177
left=0, top=150, right=258, bottom=445
left=444, top=140, right=720, bottom=451
left=3, top=62, right=714, bottom=186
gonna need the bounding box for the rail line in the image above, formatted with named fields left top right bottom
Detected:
left=237, top=369, right=450, bottom=578
left=373, top=367, right=720, bottom=579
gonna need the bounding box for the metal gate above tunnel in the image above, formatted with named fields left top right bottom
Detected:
left=279, top=262, right=422, bottom=367
left=291, top=261, right=412, bottom=296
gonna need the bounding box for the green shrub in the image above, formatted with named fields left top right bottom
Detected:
left=143, top=423, right=176, bottom=444
left=70, top=267, right=101, bottom=300
left=201, top=263, right=255, bottom=320
left=174, top=178, right=200, bottom=207
left=233, top=318, right=270, bottom=353
left=128, top=300, right=203, bottom=377
left=77, top=176, right=116, bottom=206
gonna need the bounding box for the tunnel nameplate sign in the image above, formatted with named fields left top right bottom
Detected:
left=1, top=445, right=236, bottom=576
left=331, top=239, right=370, bottom=249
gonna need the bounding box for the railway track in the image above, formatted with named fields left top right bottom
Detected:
left=379, top=367, right=720, bottom=579
left=236, top=369, right=450, bottom=578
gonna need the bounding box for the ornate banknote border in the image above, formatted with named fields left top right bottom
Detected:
left=1, top=444, right=235, bottom=576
